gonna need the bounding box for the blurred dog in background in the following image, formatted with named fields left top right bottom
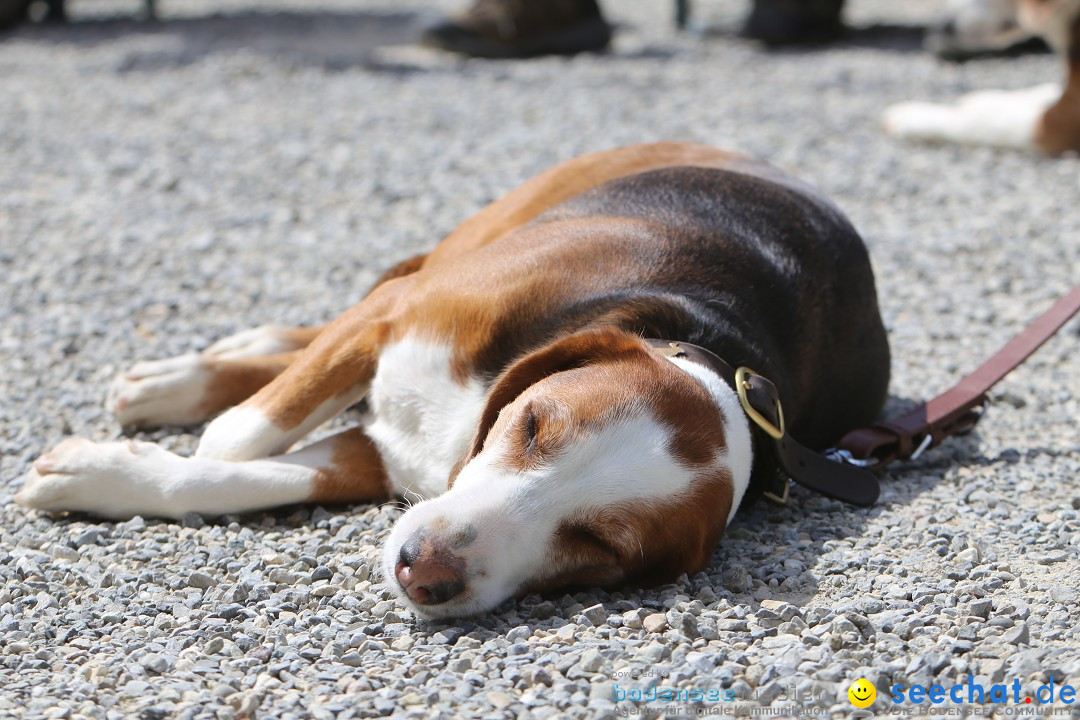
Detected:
left=925, top=0, right=1040, bottom=58
left=886, top=0, right=1080, bottom=154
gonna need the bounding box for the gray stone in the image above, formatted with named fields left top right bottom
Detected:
left=1049, top=587, right=1078, bottom=604
left=642, top=613, right=668, bottom=633
left=1004, top=622, right=1031, bottom=646
left=581, top=603, right=608, bottom=626
left=187, top=572, right=216, bottom=589
left=970, top=599, right=993, bottom=618
left=180, top=512, right=205, bottom=529
left=722, top=567, right=752, bottom=593
left=432, top=628, right=466, bottom=645
left=578, top=648, right=611, bottom=674
left=74, top=529, right=102, bottom=548
left=141, top=654, right=173, bottom=674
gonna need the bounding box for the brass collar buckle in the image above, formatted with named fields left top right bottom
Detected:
left=735, top=367, right=785, bottom=440
left=734, top=367, right=789, bottom=505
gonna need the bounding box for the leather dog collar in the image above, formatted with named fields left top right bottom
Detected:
left=645, top=338, right=880, bottom=507
left=646, top=283, right=1080, bottom=508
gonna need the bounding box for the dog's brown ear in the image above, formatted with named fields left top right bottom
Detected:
left=448, top=326, right=647, bottom=486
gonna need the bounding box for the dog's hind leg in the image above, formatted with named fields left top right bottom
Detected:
left=17, top=427, right=389, bottom=519
left=108, top=326, right=324, bottom=428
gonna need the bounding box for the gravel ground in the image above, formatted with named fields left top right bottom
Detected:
left=2, top=1, right=1079, bottom=718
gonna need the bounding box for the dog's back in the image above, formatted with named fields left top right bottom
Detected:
left=508, top=164, right=891, bottom=450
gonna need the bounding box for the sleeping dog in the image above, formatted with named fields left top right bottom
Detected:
left=886, top=0, right=1080, bottom=154
left=17, top=143, right=890, bottom=618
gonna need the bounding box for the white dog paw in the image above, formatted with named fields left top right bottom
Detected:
left=16, top=438, right=178, bottom=518
left=883, top=101, right=950, bottom=140
left=107, top=353, right=211, bottom=427
left=204, top=325, right=304, bottom=359
left=884, top=84, right=1058, bottom=150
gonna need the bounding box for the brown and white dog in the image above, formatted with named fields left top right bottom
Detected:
left=886, top=0, right=1080, bottom=154
left=16, top=143, right=890, bottom=618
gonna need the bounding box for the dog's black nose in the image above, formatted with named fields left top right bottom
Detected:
left=399, top=534, right=422, bottom=567
left=395, top=530, right=465, bottom=606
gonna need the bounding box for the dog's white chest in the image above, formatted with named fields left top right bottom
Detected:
left=362, top=337, right=488, bottom=500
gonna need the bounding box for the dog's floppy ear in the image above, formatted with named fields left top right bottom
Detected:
left=448, top=326, right=647, bottom=485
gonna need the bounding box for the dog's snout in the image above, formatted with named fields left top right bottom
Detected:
left=394, top=530, right=465, bottom=606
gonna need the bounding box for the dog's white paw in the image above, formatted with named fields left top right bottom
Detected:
left=16, top=438, right=181, bottom=518
left=204, top=325, right=304, bottom=359
left=107, top=353, right=211, bottom=427
left=884, top=84, right=1059, bottom=150
left=883, top=101, right=953, bottom=140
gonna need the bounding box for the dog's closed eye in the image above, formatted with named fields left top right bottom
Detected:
left=516, top=401, right=569, bottom=468
left=522, top=402, right=540, bottom=454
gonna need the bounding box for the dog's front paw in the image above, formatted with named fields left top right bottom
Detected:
left=107, top=353, right=212, bottom=428
left=203, top=325, right=305, bottom=359
left=16, top=438, right=176, bottom=518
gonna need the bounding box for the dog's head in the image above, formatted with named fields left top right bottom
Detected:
left=381, top=327, right=752, bottom=618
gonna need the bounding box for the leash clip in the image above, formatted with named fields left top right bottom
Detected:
left=735, top=367, right=785, bottom=440
left=908, top=433, right=934, bottom=461
left=824, top=447, right=879, bottom=469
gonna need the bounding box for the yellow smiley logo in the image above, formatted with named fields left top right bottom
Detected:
left=848, top=678, right=876, bottom=708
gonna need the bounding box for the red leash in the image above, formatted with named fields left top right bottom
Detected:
left=832, top=284, right=1080, bottom=473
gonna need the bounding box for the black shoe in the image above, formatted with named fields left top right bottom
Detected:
left=0, top=0, right=32, bottom=30
left=742, top=0, right=845, bottom=46
left=420, top=0, right=612, bottom=59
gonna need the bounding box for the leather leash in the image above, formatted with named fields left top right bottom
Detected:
left=648, top=284, right=1080, bottom=507
left=833, top=284, right=1080, bottom=473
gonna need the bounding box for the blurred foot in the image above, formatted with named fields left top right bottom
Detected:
left=0, top=0, right=32, bottom=30
left=743, top=0, right=845, bottom=46
left=43, top=0, right=68, bottom=23
left=420, top=0, right=612, bottom=59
